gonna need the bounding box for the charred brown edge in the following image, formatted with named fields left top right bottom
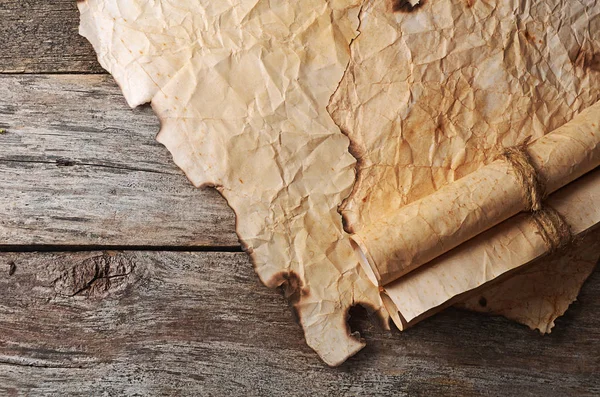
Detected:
left=572, top=48, right=600, bottom=72
left=347, top=302, right=391, bottom=334
left=390, top=0, right=426, bottom=13
left=263, top=271, right=306, bottom=325
left=275, top=271, right=306, bottom=304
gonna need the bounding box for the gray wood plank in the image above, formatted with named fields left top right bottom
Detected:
left=0, top=251, right=599, bottom=396
left=0, top=74, right=238, bottom=247
left=0, top=0, right=103, bottom=74
left=2, top=3, right=599, bottom=394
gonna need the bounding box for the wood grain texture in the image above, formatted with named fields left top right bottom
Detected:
left=0, top=74, right=238, bottom=247
left=0, top=251, right=599, bottom=396
left=0, top=0, right=103, bottom=73
left=1, top=2, right=600, bottom=395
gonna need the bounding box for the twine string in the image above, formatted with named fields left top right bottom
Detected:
left=498, top=139, right=573, bottom=250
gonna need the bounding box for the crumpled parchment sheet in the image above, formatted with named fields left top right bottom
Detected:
left=78, top=0, right=389, bottom=366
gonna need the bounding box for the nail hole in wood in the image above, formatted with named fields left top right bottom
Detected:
left=478, top=297, right=487, bottom=307
left=8, top=262, right=16, bottom=276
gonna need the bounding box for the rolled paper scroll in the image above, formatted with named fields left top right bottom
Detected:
left=382, top=168, right=600, bottom=329
left=351, top=100, right=600, bottom=287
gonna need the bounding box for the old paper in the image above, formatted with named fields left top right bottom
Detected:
left=460, top=226, right=600, bottom=334
left=78, top=0, right=600, bottom=365
left=329, top=0, right=600, bottom=332
left=330, top=0, right=600, bottom=233
left=352, top=102, right=600, bottom=287
left=78, top=0, right=388, bottom=366
left=381, top=169, right=600, bottom=329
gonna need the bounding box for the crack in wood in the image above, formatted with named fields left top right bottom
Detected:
left=0, top=245, right=243, bottom=253
left=0, top=357, right=85, bottom=369
left=67, top=263, right=133, bottom=298
left=8, top=262, right=16, bottom=276
left=0, top=158, right=178, bottom=176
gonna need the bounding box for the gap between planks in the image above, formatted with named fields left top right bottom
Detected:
left=0, top=245, right=243, bottom=253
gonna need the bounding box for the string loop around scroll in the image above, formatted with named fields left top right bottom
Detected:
left=497, top=137, right=545, bottom=212
left=531, top=205, right=574, bottom=251
left=498, top=140, right=574, bottom=251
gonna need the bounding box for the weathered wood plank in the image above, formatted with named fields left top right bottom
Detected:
left=0, top=0, right=103, bottom=74
left=0, top=74, right=238, bottom=246
left=0, top=251, right=599, bottom=396
left=2, top=2, right=600, bottom=393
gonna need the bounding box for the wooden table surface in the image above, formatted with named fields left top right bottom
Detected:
left=1, top=1, right=599, bottom=396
